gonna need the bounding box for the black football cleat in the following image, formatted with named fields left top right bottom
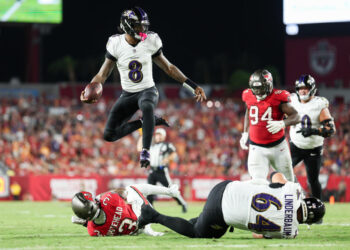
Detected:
left=140, top=115, right=170, bottom=127
left=140, top=149, right=150, bottom=168
left=155, top=116, right=170, bottom=127
left=138, top=204, right=160, bottom=229
left=182, top=203, right=188, bottom=213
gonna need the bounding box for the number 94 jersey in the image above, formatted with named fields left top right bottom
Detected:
left=106, top=33, right=162, bottom=93
left=222, top=181, right=303, bottom=239
left=242, top=89, right=291, bottom=145
left=289, top=93, right=329, bottom=149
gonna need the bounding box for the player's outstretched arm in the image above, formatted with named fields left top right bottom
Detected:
left=280, top=102, right=300, bottom=126
left=153, top=52, right=206, bottom=102
left=239, top=107, right=249, bottom=150
left=91, top=58, right=115, bottom=85
left=80, top=58, right=115, bottom=103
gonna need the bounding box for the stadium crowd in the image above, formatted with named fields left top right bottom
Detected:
left=0, top=95, right=349, bottom=178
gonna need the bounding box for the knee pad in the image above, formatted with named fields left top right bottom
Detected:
left=140, top=100, right=155, bottom=112
left=103, top=129, right=116, bottom=142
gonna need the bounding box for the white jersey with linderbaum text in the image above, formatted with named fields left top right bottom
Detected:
left=221, top=181, right=303, bottom=239
left=289, top=93, right=329, bottom=149
left=106, top=33, right=162, bottom=93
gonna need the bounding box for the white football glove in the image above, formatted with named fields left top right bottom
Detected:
left=142, top=224, right=165, bottom=237
left=168, top=184, right=180, bottom=198
left=71, top=215, right=87, bottom=226
left=239, top=132, right=249, bottom=150
left=266, top=120, right=285, bottom=134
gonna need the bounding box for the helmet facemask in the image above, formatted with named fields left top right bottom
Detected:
left=249, top=70, right=273, bottom=100
left=295, top=75, right=317, bottom=102
left=301, top=197, right=325, bottom=224
left=120, top=7, right=150, bottom=41
left=71, top=192, right=100, bottom=221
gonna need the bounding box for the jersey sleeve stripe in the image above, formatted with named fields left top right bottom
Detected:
left=152, top=47, right=163, bottom=58
left=130, top=186, right=149, bottom=205
left=105, top=51, right=117, bottom=61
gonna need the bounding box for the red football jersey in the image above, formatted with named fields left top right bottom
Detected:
left=87, top=192, right=138, bottom=236
left=242, top=88, right=291, bottom=145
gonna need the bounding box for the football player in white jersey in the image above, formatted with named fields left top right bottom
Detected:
left=80, top=6, right=206, bottom=168
left=138, top=172, right=325, bottom=239
left=289, top=75, right=335, bottom=199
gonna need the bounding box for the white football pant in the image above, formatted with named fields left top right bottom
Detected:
left=247, top=139, right=293, bottom=182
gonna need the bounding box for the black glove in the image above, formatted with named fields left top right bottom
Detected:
left=296, top=127, right=320, bottom=137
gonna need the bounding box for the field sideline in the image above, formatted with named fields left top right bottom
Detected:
left=1, top=201, right=350, bottom=249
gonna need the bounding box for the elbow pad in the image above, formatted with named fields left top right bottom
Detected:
left=320, top=119, right=335, bottom=138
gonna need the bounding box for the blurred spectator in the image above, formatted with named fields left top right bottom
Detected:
left=10, top=181, right=21, bottom=200
left=337, top=179, right=347, bottom=202
left=0, top=95, right=348, bottom=178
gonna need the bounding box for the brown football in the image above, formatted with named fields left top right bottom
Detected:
left=83, top=82, right=103, bottom=101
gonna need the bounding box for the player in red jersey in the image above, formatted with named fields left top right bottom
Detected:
left=71, top=183, right=181, bottom=236
left=240, top=69, right=300, bottom=182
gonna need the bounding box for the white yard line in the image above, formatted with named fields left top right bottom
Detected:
left=1, top=0, right=24, bottom=21
left=0, top=243, right=347, bottom=250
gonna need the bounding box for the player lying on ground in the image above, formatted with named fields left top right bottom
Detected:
left=138, top=172, right=325, bottom=239
left=71, top=183, right=181, bottom=236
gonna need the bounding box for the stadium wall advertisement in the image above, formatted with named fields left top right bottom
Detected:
left=285, top=36, right=350, bottom=89
left=1, top=175, right=349, bottom=202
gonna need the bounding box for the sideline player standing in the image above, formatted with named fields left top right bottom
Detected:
left=138, top=172, right=325, bottom=239
left=240, top=69, right=300, bottom=182
left=289, top=74, right=335, bottom=199
left=80, top=6, right=206, bottom=168
left=137, top=128, right=188, bottom=212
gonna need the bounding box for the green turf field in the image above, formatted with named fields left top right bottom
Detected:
left=0, top=201, right=350, bottom=249
left=0, top=0, right=61, bottom=23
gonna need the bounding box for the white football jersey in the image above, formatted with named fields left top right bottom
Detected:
left=222, top=181, right=303, bottom=239
left=289, top=93, right=329, bottom=149
left=106, top=32, right=162, bottom=93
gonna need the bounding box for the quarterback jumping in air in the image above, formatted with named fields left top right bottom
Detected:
left=71, top=183, right=181, bottom=236
left=289, top=74, right=335, bottom=199
left=138, top=172, right=325, bottom=239
left=240, top=69, right=300, bottom=182
left=80, top=6, right=206, bottom=168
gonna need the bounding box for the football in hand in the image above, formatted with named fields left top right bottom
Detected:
left=82, top=82, right=103, bottom=102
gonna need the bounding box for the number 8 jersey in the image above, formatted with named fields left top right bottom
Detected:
left=222, top=181, right=303, bottom=238
left=242, top=88, right=291, bottom=145
left=289, top=93, right=329, bottom=149
left=106, top=32, right=162, bottom=93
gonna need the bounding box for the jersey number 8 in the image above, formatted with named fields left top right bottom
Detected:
left=128, top=60, right=143, bottom=83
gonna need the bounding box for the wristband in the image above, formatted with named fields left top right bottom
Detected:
left=183, top=78, right=198, bottom=94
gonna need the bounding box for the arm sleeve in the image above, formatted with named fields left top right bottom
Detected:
left=280, top=90, right=291, bottom=103
left=242, top=89, right=249, bottom=102
left=167, top=143, right=176, bottom=153
left=154, top=33, right=163, bottom=52
left=319, top=97, right=329, bottom=110
left=106, top=37, right=118, bottom=61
